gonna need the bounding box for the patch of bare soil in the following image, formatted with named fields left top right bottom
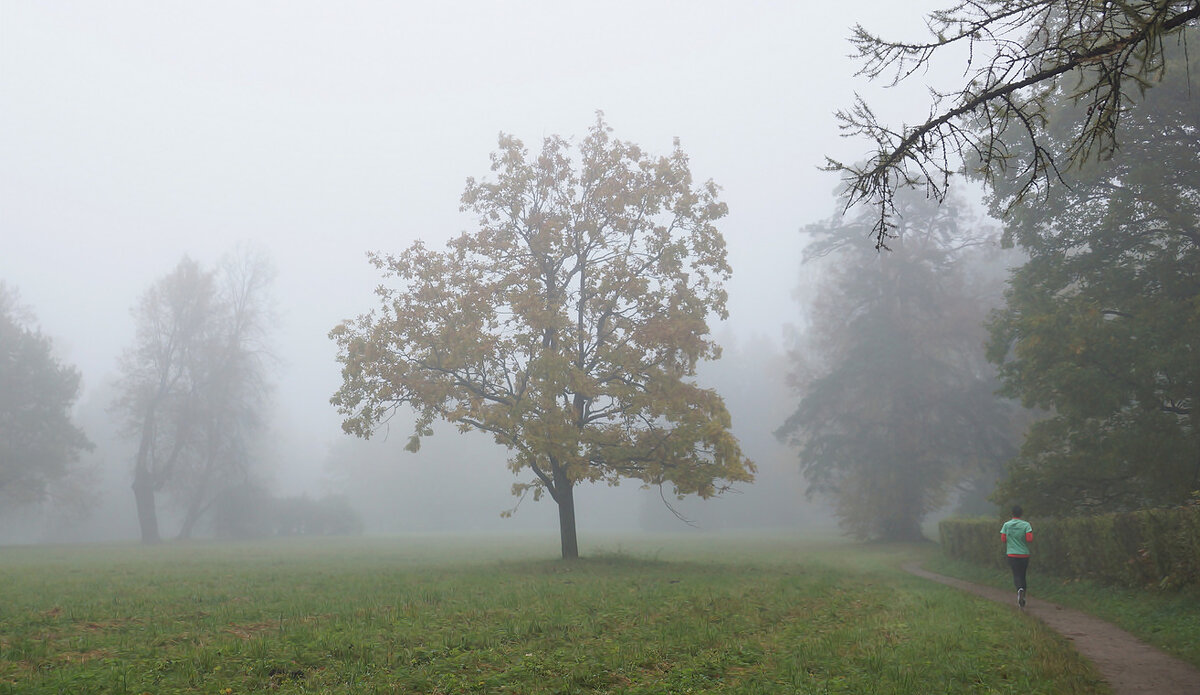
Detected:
left=904, top=564, right=1200, bottom=695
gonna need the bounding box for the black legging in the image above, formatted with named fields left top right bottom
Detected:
left=1008, top=556, right=1029, bottom=591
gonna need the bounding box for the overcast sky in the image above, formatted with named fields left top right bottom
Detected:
left=1, top=1, right=946, bottom=497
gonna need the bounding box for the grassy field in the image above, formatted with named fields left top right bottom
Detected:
left=1, top=534, right=1108, bottom=694
left=924, top=552, right=1200, bottom=669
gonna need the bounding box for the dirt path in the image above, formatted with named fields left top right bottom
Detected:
left=904, top=564, right=1200, bottom=695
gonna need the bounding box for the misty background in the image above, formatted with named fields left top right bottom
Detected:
left=1, top=1, right=966, bottom=543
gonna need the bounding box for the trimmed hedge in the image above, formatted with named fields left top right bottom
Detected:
left=939, top=505, right=1200, bottom=590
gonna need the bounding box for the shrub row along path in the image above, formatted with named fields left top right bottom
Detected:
left=904, top=564, right=1200, bottom=695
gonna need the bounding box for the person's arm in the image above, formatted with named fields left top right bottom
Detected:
left=1001, top=531, right=1007, bottom=543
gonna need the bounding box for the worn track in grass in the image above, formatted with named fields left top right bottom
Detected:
left=905, top=564, right=1200, bottom=695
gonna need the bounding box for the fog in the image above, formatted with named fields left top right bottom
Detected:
left=0, top=1, right=952, bottom=544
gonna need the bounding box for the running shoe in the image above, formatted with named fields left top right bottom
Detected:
left=1018, top=588, right=1026, bottom=608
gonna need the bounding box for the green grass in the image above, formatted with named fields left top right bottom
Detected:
left=1, top=534, right=1107, bottom=694
left=924, top=551, right=1200, bottom=669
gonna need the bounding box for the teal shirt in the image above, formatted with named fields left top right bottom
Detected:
left=1001, top=518, right=1033, bottom=556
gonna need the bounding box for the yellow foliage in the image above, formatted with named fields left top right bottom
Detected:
left=330, top=115, right=753, bottom=537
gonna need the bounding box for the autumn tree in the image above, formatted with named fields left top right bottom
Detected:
left=777, top=191, right=1021, bottom=540
left=0, top=283, right=92, bottom=505
left=114, top=252, right=275, bottom=543
left=985, top=50, right=1200, bottom=513
left=827, top=0, right=1200, bottom=247
left=331, top=115, right=754, bottom=559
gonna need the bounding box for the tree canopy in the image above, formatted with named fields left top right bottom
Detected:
left=114, top=252, right=275, bottom=543
left=985, top=51, right=1200, bottom=513
left=777, top=191, right=1021, bottom=540
left=0, top=283, right=92, bottom=505
left=828, top=0, right=1200, bottom=248
left=331, top=115, right=754, bottom=559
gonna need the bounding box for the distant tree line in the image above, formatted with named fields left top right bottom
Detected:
left=1, top=250, right=368, bottom=545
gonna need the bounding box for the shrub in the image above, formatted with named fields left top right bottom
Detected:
left=939, top=504, right=1200, bottom=590
left=214, top=487, right=365, bottom=539
left=272, top=494, right=365, bottom=537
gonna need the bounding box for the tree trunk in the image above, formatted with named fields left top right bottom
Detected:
left=552, top=467, right=579, bottom=560
left=132, top=470, right=161, bottom=545
left=177, top=488, right=217, bottom=540
left=177, top=505, right=200, bottom=540
left=132, top=414, right=161, bottom=545
left=177, top=459, right=215, bottom=540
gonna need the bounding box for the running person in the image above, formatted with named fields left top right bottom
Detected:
left=1000, top=506, right=1033, bottom=608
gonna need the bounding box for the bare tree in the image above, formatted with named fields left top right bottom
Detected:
left=827, top=0, right=1200, bottom=248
